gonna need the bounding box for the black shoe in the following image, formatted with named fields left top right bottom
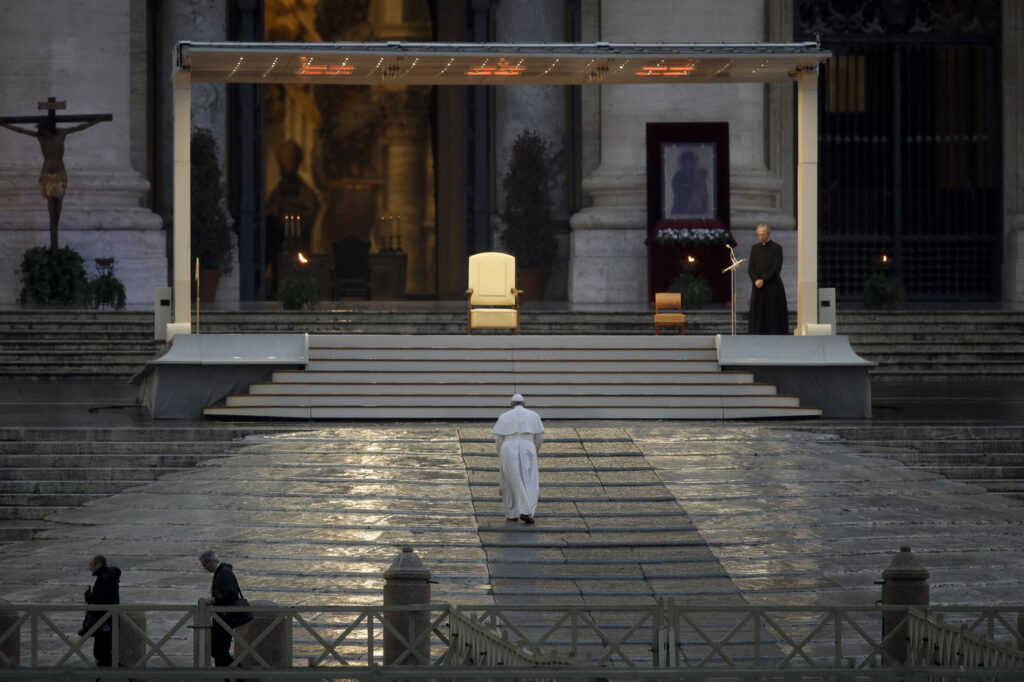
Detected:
left=506, top=517, right=518, bottom=522
left=519, top=514, right=535, bottom=524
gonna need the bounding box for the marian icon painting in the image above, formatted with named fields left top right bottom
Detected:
left=662, top=141, right=717, bottom=221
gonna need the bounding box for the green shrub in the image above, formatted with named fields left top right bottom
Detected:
left=502, top=130, right=557, bottom=269
left=279, top=272, right=320, bottom=310
left=862, top=272, right=905, bottom=309
left=667, top=273, right=712, bottom=309
left=191, top=128, right=233, bottom=271
left=17, top=246, right=88, bottom=307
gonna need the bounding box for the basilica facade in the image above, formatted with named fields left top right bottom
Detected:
left=0, top=0, right=1020, bottom=309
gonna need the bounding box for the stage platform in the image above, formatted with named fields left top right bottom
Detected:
left=135, top=334, right=873, bottom=421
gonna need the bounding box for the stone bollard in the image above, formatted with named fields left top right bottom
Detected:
left=881, top=546, right=929, bottom=664
left=383, top=546, right=431, bottom=665
left=235, top=600, right=290, bottom=668
left=0, top=599, right=19, bottom=667
left=117, top=609, right=147, bottom=668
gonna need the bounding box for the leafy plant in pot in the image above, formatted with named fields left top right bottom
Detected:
left=86, top=258, right=126, bottom=310
left=668, top=271, right=713, bottom=309
left=17, top=245, right=89, bottom=308
left=279, top=271, right=320, bottom=310
left=862, top=272, right=905, bottom=309
left=502, top=130, right=557, bottom=301
left=191, top=128, right=233, bottom=302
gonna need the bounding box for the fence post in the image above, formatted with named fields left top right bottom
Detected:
left=0, top=599, right=18, bottom=667
left=881, top=545, right=930, bottom=664
left=194, top=598, right=210, bottom=668
left=235, top=600, right=290, bottom=668
left=383, top=546, right=431, bottom=665
left=118, top=609, right=147, bottom=668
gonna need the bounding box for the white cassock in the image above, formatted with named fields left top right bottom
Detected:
left=492, top=405, right=545, bottom=518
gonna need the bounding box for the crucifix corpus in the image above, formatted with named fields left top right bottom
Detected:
left=0, top=97, right=112, bottom=254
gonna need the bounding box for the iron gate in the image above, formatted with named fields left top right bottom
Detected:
left=796, top=0, right=1002, bottom=301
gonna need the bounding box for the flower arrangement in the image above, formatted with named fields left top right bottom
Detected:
left=653, top=226, right=735, bottom=247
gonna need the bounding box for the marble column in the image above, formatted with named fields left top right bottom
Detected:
left=382, top=87, right=433, bottom=296
left=155, top=0, right=234, bottom=305
left=1003, top=0, right=1024, bottom=305
left=570, top=0, right=796, bottom=305
left=0, top=0, right=165, bottom=306
left=494, top=0, right=569, bottom=299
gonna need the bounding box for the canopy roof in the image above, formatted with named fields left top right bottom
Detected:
left=176, top=41, right=829, bottom=85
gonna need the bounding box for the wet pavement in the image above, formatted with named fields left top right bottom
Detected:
left=0, top=380, right=1023, bottom=618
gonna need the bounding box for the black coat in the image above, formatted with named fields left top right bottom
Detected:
left=748, top=240, right=789, bottom=335
left=210, top=562, right=242, bottom=606
left=85, top=565, right=120, bottom=619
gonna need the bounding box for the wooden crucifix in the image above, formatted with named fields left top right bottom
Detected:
left=0, top=97, right=112, bottom=254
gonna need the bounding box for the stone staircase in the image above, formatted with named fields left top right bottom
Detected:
left=806, top=425, right=1024, bottom=500
left=2, top=309, right=1024, bottom=383
left=0, top=311, right=156, bottom=382
left=202, top=334, right=821, bottom=420
left=0, top=426, right=272, bottom=541
left=839, top=311, right=1024, bottom=381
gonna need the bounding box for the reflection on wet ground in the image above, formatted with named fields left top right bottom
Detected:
left=1, top=409, right=1023, bottom=663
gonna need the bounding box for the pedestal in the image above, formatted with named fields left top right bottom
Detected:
left=370, top=251, right=408, bottom=300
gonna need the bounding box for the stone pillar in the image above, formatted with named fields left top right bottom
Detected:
left=570, top=0, right=795, bottom=305
left=1004, top=0, right=1024, bottom=305
left=0, top=600, right=18, bottom=667
left=494, top=0, right=569, bottom=299
left=0, top=0, right=165, bottom=307
left=381, top=88, right=433, bottom=297
left=796, top=70, right=820, bottom=335
left=156, top=0, right=236, bottom=306
left=382, top=546, right=431, bottom=665
left=235, top=600, right=290, bottom=668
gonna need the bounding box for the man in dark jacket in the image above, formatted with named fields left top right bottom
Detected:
left=83, top=554, right=120, bottom=668
left=748, top=223, right=789, bottom=334
left=199, top=550, right=243, bottom=668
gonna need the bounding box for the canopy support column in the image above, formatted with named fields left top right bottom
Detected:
left=795, top=67, right=819, bottom=335
left=173, top=70, right=192, bottom=333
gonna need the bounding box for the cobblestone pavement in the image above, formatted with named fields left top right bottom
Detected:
left=1, top=420, right=1023, bottom=612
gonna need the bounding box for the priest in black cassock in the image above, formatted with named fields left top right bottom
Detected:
left=747, top=223, right=789, bottom=334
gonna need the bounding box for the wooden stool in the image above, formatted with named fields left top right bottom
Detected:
left=653, top=292, right=686, bottom=335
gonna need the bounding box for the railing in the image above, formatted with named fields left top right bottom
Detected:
left=907, top=607, right=1024, bottom=670
left=2, top=601, right=1024, bottom=680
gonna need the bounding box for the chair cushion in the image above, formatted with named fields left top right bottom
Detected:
left=471, top=308, right=518, bottom=328
left=654, top=313, right=687, bottom=324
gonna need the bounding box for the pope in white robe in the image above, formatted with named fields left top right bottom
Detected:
left=492, top=394, right=544, bottom=524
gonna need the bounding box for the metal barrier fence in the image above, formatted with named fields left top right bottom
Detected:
left=2, top=601, right=1024, bottom=680
left=907, top=607, right=1024, bottom=670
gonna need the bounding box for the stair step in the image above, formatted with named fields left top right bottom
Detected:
left=0, top=480, right=152, bottom=494
left=205, top=405, right=822, bottom=419
left=221, top=393, right=802, bottom=409
left=0, top=467, right=190, bottom=481
left=248, top=382, right=779, bottom=396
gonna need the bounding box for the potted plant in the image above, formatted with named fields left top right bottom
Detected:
left=86, top=257, right=126, bottom=310
left=191, top=128, right=233, bottom=302
left=862, top=272, right=906, bottom=309
left=502, top=130, right=557, bottom=301
left=668, top=271, right=713, bottom=309
left=17, top=245, right=89, bottom=308
left=279, top=271, right=320, bottom=310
